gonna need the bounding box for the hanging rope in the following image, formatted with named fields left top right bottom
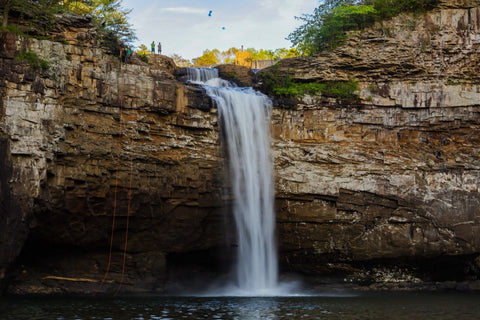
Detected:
left=114, top=73, right=136, bottom=296
left=114, top=134, right=134, bottom=295
left=93, top=65, right=125, bottom=296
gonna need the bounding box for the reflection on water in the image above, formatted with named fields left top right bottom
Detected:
left=1, top=293, right=480, bottom=320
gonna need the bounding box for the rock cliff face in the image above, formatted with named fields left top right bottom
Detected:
left=0, top=16, right=230, bottom=294
left=269, top=0, right=480, bottom=287
left=0, top=0, right=480, bottom=294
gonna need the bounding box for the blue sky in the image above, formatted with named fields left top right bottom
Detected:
left=121, top=0, right=319, bottom=60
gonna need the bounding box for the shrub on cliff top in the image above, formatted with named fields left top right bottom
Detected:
left=273, top=80, right=359, bottom=99
left=315, top=4, right=377, bottom=50
left=17, top=50, right=49, bottom=70
left=261, top=65, right=359, bottom=100
left=374, top=0, right=439, bottom=20
left=288, top=0, right=441, bottom=55
left=2, top=0, right=136, bottom=55
left=1, top=0, right=56, bottom=33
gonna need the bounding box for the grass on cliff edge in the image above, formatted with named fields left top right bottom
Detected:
left=261, top=65, right=359, bottom=100
left=273, top=80, right=359, bottom=99
left=16, top=50, right=49, bottom=70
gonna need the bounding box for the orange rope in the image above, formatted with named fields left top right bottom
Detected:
left=93, top=66, right=124, bottom=296
left=114, top=74, right=136, bottom=296
left=114, top=134, right=134, bottom=295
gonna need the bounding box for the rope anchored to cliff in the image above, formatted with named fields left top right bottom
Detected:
left=94, top=63, right=135, bottom=296
left=115, top=131, right=134, bottom=295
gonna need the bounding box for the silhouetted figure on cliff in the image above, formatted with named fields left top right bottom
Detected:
left=124, top=47, right=131, bottom=63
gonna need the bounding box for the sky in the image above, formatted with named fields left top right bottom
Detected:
left=121, top=0, right=319, bottom=60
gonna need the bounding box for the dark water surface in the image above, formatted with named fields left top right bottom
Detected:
left=1, top=292, right=480, bottom=320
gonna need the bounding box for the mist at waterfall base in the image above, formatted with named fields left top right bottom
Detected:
left=185, top=68, right=300, bottom=297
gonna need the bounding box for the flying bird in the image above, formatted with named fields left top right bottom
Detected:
left=208, top=10, right=212, bottom=17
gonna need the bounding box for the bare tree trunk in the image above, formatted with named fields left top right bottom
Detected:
left=1, top=0, right=11, bottom=27
left=2, top=11, right=7, bottom=27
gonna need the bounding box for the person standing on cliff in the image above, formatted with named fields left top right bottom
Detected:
left=125, top=47, right=131, bottom=63
left=151, top=41, right=155, bottom=54
left=157, top=42, right=162, bottom=55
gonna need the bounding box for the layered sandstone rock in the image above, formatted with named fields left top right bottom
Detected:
left=267, top=0, right=480, bottom=284
left=217, top=64, right=254, bottom=87
left=0, top=17, right=231, bottom=294
left=1, top=0, right=480, bottom=294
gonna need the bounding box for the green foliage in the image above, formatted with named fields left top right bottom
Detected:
left=56, top=37, right=69, bottom=44
left=273, top=80, right=359, bottom=99
left=316, top=4, right=377, bottom=50
left=36, top=35, right=52, bottom=40
left=261, top=65, right=359, bottom=99
left=373, top=0, right=439, bottom=20
left=190, top=46, right=301, bottom=66
left=288, top=0, right=440, bottom=55
left=1, top=0, right=59, bottom=31
left=0, top=24, right=25, bottom=35
left=287, top=0, right=354, bottom=55
left=322, top=79, right=359, bottom=98
left=246, top=47, right=274, bottom=61
left=17, top=50, right=49, bottom=70
left=246, top=47, right=301, bottom=61
left=220, top=47, right=239, bottom=64
left=136, top=44, right=149, bottom=55
left=51, top=0, right=136, bottom=43
left=272, top=47, right=301, bottom=59
left=192, top=49, right=220, bottom=66
left=446, top=79, right=463, bottom=86
left=94, top=0, right=136, bottom=44
left=260, top=64, right=293, bottom=94
left=138, top=52, right=148, bottom=64
left=2, top=0, right=136, bottom=55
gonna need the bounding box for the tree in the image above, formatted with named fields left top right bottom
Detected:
left=192, top=49, right=220, bottom=66
left=1, top=0, right=61, bottom=28
left=91, top=0, right=136, bottom=43
left=220, top=47, right=239, bottom=64
left=287, top=0, right=355, bottom=55
left=52, top=0, right=136, bottom=44
left=61, top=1, right=94, bottom=14
left=64, top=0, right=136, bottom=44
left=316, top=4, right=377, bottom=50
left=136, top=44, right=149, bottom=55
left=1, top=0, right=13, bottom=27
left=273, top=48, right=300, bottom=60
left=245, top=48, right=275, bottom=61
left=288, top=0, right=440, bottom=55
left=373, top=0, right=439, bottom=19
left=1, top=0, right=136, bottom=46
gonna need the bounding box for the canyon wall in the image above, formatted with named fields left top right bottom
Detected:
left=0, top=0, right=479, bottom=294
left=270, top=0, right=480, bottom=287
left=0, top=16, right=231, bottom=294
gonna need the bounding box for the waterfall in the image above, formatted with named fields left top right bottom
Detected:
left=186, top=68, right=278, bottom=295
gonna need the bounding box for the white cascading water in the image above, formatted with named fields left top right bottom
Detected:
left=186, top=68, right=278, bottom=295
